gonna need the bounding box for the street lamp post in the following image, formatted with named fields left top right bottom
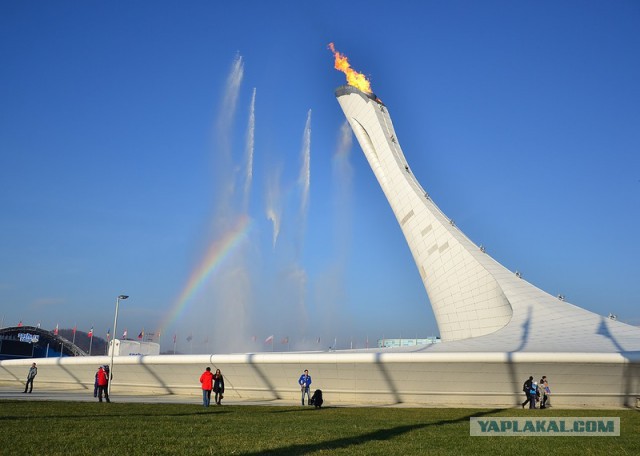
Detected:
left=108, top=294, right=128, bottom=395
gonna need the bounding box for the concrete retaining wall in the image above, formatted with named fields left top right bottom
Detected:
left=1, top=352, right=638, bottom=408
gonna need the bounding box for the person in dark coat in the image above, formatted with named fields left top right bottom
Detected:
left=521, top=376, right=534, bottom=409
left=213, top=369, right=225, bottom=405
left=23, top=363, right=37, bottom=393
left=93, top=366, right=100, bottom=397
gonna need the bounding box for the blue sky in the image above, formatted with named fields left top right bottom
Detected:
left=1, top=1, right=639, bottom=353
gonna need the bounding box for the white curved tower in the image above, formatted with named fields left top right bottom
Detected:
left=336, top=85, right=640, bottom=351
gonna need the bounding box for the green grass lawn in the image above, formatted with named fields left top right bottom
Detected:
left=1, top=401, right=638, bottom=455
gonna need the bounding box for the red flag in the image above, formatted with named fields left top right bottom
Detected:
left=264, top=335, right=274, bottom=344
left=53, top=324, right=59, bottom=336
left=72, top=325, right=77, bottom=335
left=88, top=326, right=94, bottom=338
left=17, top=321, right=23, bottom=327
left=137, top=330, right=144, bottom=340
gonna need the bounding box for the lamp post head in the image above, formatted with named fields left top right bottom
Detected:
left=118, top=295, right=129, bottom=300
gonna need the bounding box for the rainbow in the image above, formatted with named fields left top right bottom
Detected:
left=159, top=215, right=252, bottom=334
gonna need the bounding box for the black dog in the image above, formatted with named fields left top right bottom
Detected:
left=310, top=389, right=323, bottom=408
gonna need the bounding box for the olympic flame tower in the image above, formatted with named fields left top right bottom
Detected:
left=335, top=85, right=517, bottom=341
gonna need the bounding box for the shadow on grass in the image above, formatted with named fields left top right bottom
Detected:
left=244, top=408, right=504, bottom=455
left=268, top=406, right=337, bottom=414
left=0, top=409, right=233, bottom=421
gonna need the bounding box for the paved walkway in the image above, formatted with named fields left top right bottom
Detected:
left=4, top=385, right=628, bottom=409
left=0, top=385, right=297, bottom=406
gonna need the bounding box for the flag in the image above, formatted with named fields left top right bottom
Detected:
left=88, top=326, right=94, bottom=338
left=72, top=325, right=77, bottom=335
left=281, top=337, right=289, bottom=344
left=137, top=329, right=144, bottom=340
left=316, top=337, right=321, bottom=344
left=122, top=329, right=127, bottom=339
left=264, top=335, right=274, bottom=344
left=17, top=321, right=23, bottom=327
left=37, top=321, right=41, bottom=328
left=186, top=334, right=193, bottom=342
left=106, top=329, right=111, bottom=341
left=53, top=324, right=59, bottom=336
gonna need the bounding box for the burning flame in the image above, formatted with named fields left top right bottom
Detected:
left=328, top=42, right=373, bottom=94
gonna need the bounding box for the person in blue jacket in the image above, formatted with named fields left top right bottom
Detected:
left=298, top=369, right=312, bottom=406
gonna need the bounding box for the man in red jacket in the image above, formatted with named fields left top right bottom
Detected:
left=96, top=366, right=110, bottom=403
left=200, top=367, right=214, bottom=407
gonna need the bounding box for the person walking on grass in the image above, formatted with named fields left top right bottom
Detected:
left=200, top=367, right=214, bottom=407
left=23, top=363, right=37, bottom=393
left=213, top=369, right=225, bottom=405
left=298, top=369, right=312, bottom=406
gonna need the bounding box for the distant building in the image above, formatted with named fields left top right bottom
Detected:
left=0, top=326, right=85, bottom=360
left=377, top=337, right=440, bottom=348
left=108, top=339, right=160, bottom=356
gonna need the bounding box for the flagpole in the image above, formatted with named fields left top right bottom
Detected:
left=89, top=334, right=93, bottom=356
left=72, top=323, right=77, bottom=345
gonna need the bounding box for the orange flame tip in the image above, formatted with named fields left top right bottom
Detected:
left=328, top=42, right=373, bottom=94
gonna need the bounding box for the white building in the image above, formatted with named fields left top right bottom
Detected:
left=377, top=337, right=440, bottom=349
left=108, top=339, right=160, bottom=357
